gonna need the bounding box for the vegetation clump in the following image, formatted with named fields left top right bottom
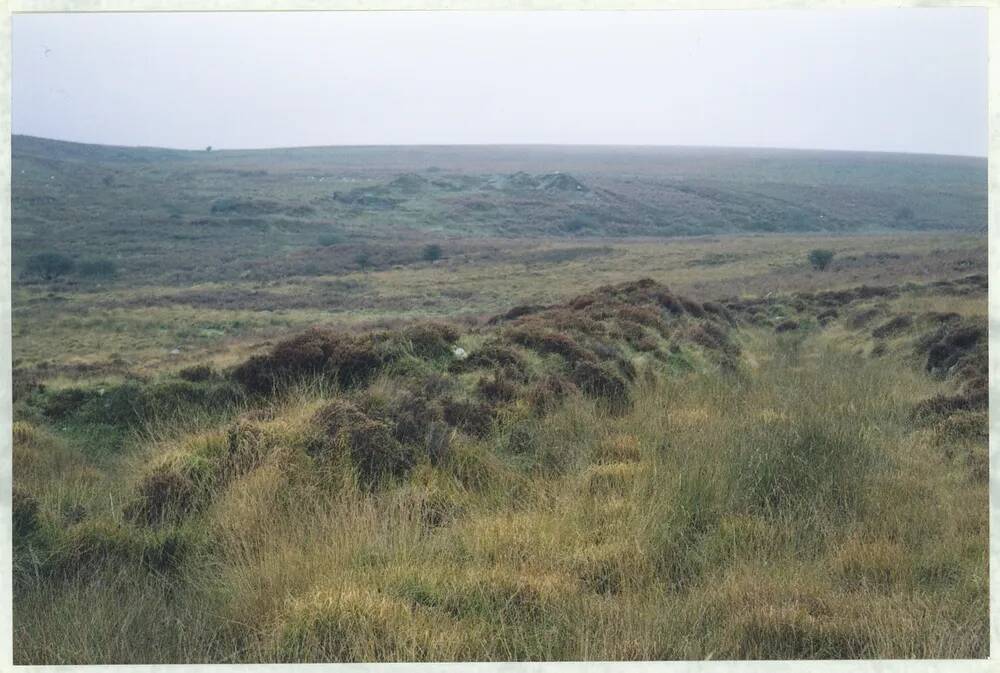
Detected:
left=311, top=399, right=414, bottom=488
left=506, top=325, right=595, bottom=365
left=808, top=249, right=835, bottom=271
left=571, top=361, right=631, bottom=412
left=422, top=243, right=443, bottom=261
left=442, top=397, right=496, bottom=438
left=871, top=314, right=913, bottom=339
left=233, top=328, right=383, bottom=394
left=25, top=252, right=75, bottom=280
left=524, top=374, right=578, bottom=415
left=400, top=321, right=460, bottom=358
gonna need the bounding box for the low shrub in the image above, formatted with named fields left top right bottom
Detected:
left=506, top=325, right=594, bottom=365
left=871, top=314, right=913, bottom=339
left=921, top=323, right=985, bottom=376
left=400, top=321, right=460, bottom=358
left=379, top=389, right=445, bottom=447
left=680, top=298, right=706, bottom=318
left=422, top=243, right=443, bottom=261
left=233, top=328, right=383, bottom=394
left=464, top=341, right=530, bottom=380
left=442, top=398, right=495, bottom=438
left=686, top=322, right=740, bottom=357
left=524, top=375, right=577, bottom=415
left=312, top=399, right=415, bottom=488
left=571, top=361, right=631, bottom=412
left=177, top=364, right=215, bottom=382
left=25, top=252, right=75, bottom=280
left=42, top=387, right=98, bottom=420
left=808, top=249, right=835, bottom=271
left=126, top=462, right=204, bottom=525
left=476, top=369, right=517, bottom=403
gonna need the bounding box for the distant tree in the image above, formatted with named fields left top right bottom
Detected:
left=808, top=249, right=835, bottom=271
left=26, top=252, right=75, bottom=281
left=77, top=258, right=118, bottom=280
left=894, top=206, right=914, bottom=223
left=205, top=146, right=213, bottom=152
left=355, top=250, right=373, bottom=270
left=102, top=175, right=115, bottom=187
left=422, top=243, right=443, bottom=262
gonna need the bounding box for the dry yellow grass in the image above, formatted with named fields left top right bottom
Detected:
left=12, top=319, right=988, bottom=662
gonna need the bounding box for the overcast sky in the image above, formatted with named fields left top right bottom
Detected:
left=12, top=9, right=988, bottom=156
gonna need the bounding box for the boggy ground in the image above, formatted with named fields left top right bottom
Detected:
left=11, top=272, right=988, bottom=663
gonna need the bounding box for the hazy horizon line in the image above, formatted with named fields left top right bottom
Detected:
left=13, top=133, right=987, bottom=161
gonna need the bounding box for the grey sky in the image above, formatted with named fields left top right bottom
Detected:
left=12, top=9, right=987, bottom=156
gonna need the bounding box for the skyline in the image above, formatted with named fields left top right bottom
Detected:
left=13, top=9, right=988, bottom=156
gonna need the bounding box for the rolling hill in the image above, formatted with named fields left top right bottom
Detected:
left=12, top=135, right=987, bottom=285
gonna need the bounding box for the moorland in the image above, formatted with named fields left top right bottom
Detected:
left=9, top=136, right=989, bottom=662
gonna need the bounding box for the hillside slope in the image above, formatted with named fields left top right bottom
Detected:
left=12, top=136, right=987, bottom=282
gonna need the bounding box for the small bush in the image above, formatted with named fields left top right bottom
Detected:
left=25, top=252, right=75, bottom=280
left=571, top=361, right=631, bottom=412
left=233, top=328, right=383, bottom=394
left=687, top=323, right=740, bottom=355
left=808, top=249, right=835, bottom=271
left=126, top=463, right=202, bottom=525
left=525, top=375, right=577, bottom=415
left=312, top=400, right=414, bottom=488
left=680, top=298, right=706, bottom=318
left=422, top=243, right=443, bottom=262
left=476, top=369, right=517, bottom=403
left=922, top=323, right=985, bottom=375
left=375, top=389, right=445, bottom=451
left=616, top=305, right=668, bottom=333
left=400, top=322, right=460, bottom=358
left=506, top=326, right=594, bottom=365
left=442, top=398, right=495, bottom=438
left=178, top=364, right=215, bottom=382
left=42, top=387, right=98, bottom=420
left=464, top=341, right=530, bottom=380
